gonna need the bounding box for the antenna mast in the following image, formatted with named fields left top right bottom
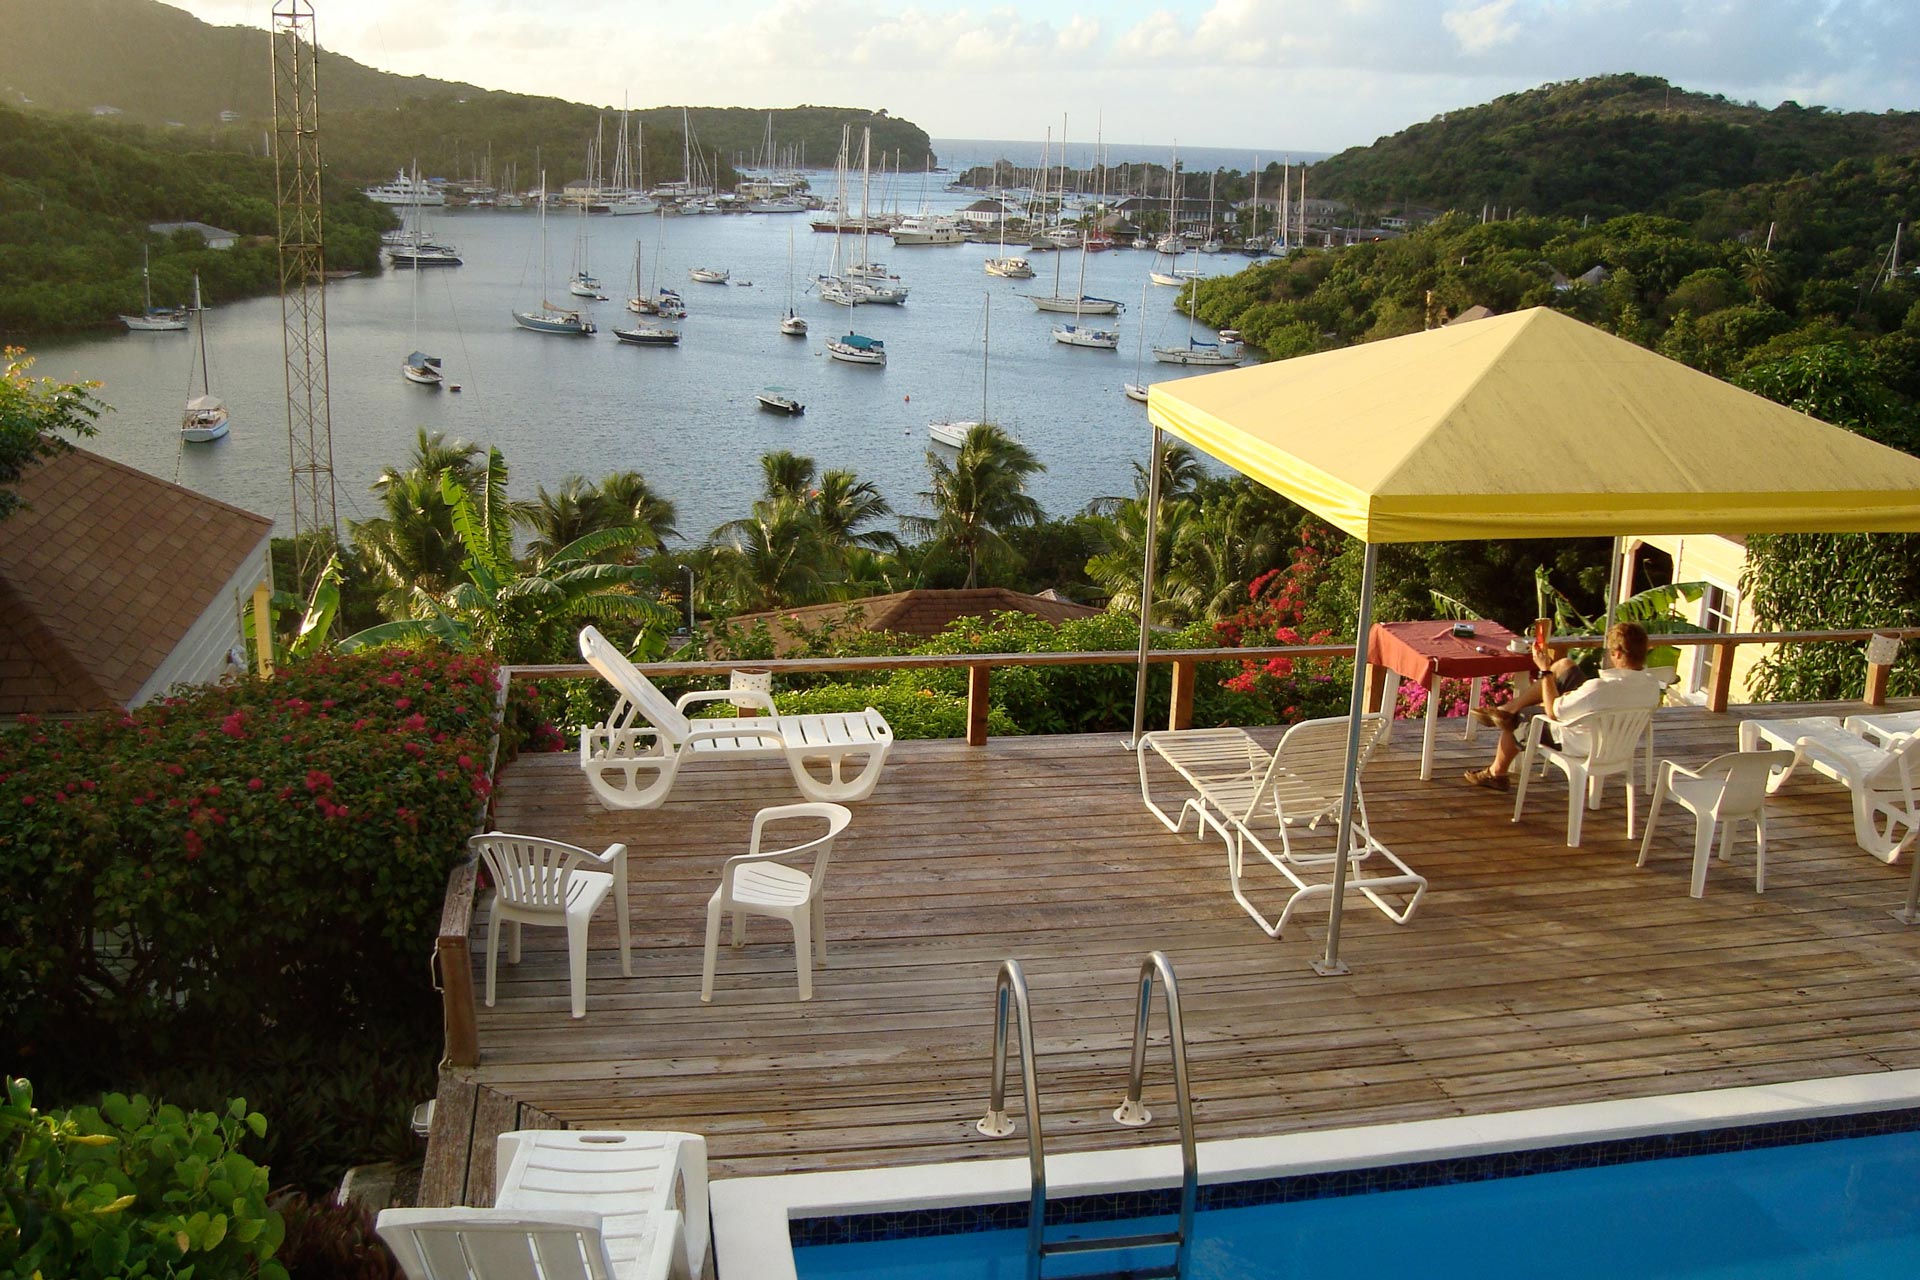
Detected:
left=270, top=0, right=339, bottom=590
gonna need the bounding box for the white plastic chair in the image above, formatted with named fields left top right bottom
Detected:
left=1639, top=665, right=1680, bottom=792
left=701, top=802, right=852, bottom=1002
left=375, top=1209, right=627, bottom=1280
left=473, top=832, right=631, bottom=1019
left=1636, top=750, right=1797, bottom=896
left=1512, top=706, right=1656, bottom=846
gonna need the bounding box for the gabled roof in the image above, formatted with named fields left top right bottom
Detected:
left=0, top=446, right=272, bottom=716
left=721, top=588, right=1103, bottom=655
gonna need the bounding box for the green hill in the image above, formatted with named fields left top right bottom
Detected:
left=1311, top=74, right=1920, bottom=218
left=0, top=0, right=934, bottom=185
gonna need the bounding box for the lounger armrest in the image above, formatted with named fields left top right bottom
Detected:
left=677, top=688, right=779, bottom=716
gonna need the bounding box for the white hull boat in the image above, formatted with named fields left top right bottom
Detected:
left=889, top=215, right=965, bottom=245
left=780, top=312, right=809, bottom=336
left=688, top=267, right=730, bottom=284
left=1025, top=293, right=1122, bottom=315
left=1152, top=338, right=1243, bottom=366
left=363, top=169, right=444, bottom=205
left=983, top=256, right=1034, bottom=278
left=1123, top=383, right=1150, bottom=403
left=402, top=351, right=444, bottom=386
left=180, top=276, right=228, bottom=442
left=120, top=246, right=187, bottom=330
left=928, top=420, right=973, bottom=449
left=757, top=386, right=805, bottom=414
left=1052, top=323, right=1119, bottom=350
left=827, top=333, right=886, bottom=365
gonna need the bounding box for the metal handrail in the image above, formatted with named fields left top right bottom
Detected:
left=1112, top=951, right=1197, bottom=1279
left=977, top=958, right=1046, bottom=1280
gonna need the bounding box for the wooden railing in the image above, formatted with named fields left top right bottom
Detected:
left=434, top=625, right=1918, bottom=1066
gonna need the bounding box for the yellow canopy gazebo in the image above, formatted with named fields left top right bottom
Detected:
left=1134, top=306, right=1920, bottom=972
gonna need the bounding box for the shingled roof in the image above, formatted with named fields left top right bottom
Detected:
left=0, top=446, right=272, bottom=716
left=721, top=588, right=1104, bottom=655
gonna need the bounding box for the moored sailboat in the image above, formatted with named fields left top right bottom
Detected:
left=514, top=170, right=598, bottom=336
left=120, top=245, right=188, bottom=331
left=180, top=276, right=229, bottom=443
left=827, top=332, right=886, bottom=366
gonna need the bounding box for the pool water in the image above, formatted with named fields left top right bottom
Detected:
left=792, top=1130, right=1920, bottom=1278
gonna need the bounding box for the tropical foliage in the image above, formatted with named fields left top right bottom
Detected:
left=0, top=347, right=103, bottom=519
left=903, top=424, right=1045, bottom=589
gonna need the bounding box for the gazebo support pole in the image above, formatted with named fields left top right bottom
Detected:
left=1316, top=540, right=1379, bottom=977
left=1603, top=535, right=1625, bottom=638
left=1126, top=425, right=1166, bottom=750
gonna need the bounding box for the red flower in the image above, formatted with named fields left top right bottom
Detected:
left=247, top=777, right=264, bottom=791
left=19, top=794, right=34, bottom=807
left=395, top=697, right=412, bottom=711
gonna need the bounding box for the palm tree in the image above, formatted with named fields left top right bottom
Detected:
left=1085, top=496, right=1194, bottom=622
left=341, top=447, right=673, bottom=663
left=1084, top=440, right=1203, bottom=517
left=904, top=423, right=1045, bottom=589
left=710, top=496, right=831, bottom=613
left=759, top=450, right=817, bottom=503
left=517, top=474, right=604, bottom=565
left=1163, top=490, right=1292, bottom=620
left=813, top=468, right=899, bottom=556
left=596, top=470, right=679, bottom=548
left=351, top=430, right=488, bottom=616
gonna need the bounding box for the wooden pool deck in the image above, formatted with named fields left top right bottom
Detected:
left=421, top=698, right=1920, bottom=1205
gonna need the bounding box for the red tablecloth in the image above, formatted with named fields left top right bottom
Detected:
left=1367, top=619, right=1534, bottom=690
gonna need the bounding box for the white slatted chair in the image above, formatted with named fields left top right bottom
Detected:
left=1512, top=706, right=1656, bottom=846
left=1636, top=750, right=1797, bottom=896
left=578, top=625, right=892, bottom=810
left=701, top=802, right=852, bottom=1002
left=376, top=1209, right=627, bottom=1280
left=1738, top=716, right=1920, bottom=863
left=1138, top=714, right=1426, bottom=938
left=472, top=832, right=631, bottom=1019
left=376, top=1129, right=709, bottom=1280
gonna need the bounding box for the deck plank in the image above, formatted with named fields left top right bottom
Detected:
left=434, top=697, right=1920, bottom=1181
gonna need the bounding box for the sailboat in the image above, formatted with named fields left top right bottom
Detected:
left=1150, top=147, right=1194, bottom=286
left=931, top=293, right=992, bottom=448
left=119, top=245, right=187, bottom=331
left=848, top=129, right=908, bottom=304
left=512, top=170, right=597, bottom=336
left=1051, top=244, right=1118, bottom=350
left=1024, top=123, right=1122, bottom=316
left=612, top=241, right=680, bottom=346
left=779, top=225, right=808, bottom=336
left=1124, top=278, right=1152, bottom=403
left=401, top=194, right=445, bottom=386
left=567, top=199, right=606, bottom=299
left=180, top=275, right=229, bottom=442
left=1152, top=279, right=1243, bottom=367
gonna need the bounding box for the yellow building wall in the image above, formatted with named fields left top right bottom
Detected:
left=1629, top=534, right=1772, bottom=704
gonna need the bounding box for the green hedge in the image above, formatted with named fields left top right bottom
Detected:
left=1, top=1078, right=287, bottom=1280
left=0, top=647, right=501, bottom=1187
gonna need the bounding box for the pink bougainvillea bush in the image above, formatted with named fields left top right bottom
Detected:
left=1393, top=672, right=1518, bottom=721
left=1212, top=524, right=1352, bottom=724
left=0, top=646, right=507, bottom=1091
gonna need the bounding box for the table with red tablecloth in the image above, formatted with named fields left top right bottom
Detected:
left=1367, top=619, right=1536, bottom=780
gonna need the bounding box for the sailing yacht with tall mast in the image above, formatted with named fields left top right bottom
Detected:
left=513, top=170, right=597, bottom=336
left=180, top=276, right=229, bottom=442
left=120, top=245, right=188, bottom=331
left=780, top=225, right=808, bottom=336
left=1051, top=243, right=1118, bottom=349
left=612, top=241, right=680, bottom=346
left=930, top=293, right=993, bottom=448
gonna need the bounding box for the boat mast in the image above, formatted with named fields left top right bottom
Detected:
left=980, top=293, right=990, bottom=421
left=192, top=274, right=210, bottom=396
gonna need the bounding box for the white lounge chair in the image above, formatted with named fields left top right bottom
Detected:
left=376, top=1129, right=708, bottom=1280
left=1844, top=708, right=1920, bottom=748
left=1138, top=714, right=1426, bottom=938
left=472, top=832, right=630, bottom=1019
left=701, top=802, right=851, bottom=1002
left=578, top=625, right=893, bottom=810
left=1738, top=715, right=1920, bottom=863
left=1636, top=750, right=1797, bottom=896
left=1512, top=706, right=1656, bottom=846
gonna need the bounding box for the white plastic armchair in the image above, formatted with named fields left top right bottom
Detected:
left=1512, top=705, right=1656, bottom=846
left=1636, top=750, right=1797, bottom=896
left=472, top=832, right=631, bottom=1019
left=578, top=625, right=891, bottom=810
left=701, top=802, right=852, bottom=1002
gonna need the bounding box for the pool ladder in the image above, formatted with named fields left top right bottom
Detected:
left=978, top=951, right=1197, bottom=1280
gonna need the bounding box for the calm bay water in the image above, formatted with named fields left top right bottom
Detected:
left=37, top=191, right=1248, bottom=541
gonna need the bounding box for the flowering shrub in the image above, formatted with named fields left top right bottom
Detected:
left=1211, top=525, right=1352, bottom=724
left=0, top=647, right=500, bottom=1101
left=1394, top=672, right=1518, bottom=721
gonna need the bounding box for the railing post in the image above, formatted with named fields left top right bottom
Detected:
left=436, top=860, right=479, bottom=1069
left=1864, top=633, right=1899, bottom=706
left=1363, top=661, right=1388, bottom=715
left=967, top=664, right=991, bottom=747
left=1168, top=657, right=1196, bottom=731
left=1706, top=640, right=1737, bottom=713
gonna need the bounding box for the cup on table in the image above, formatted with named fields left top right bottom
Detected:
left=1507, top=638, right=1529, bottom=654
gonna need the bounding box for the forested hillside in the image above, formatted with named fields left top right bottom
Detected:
left=0, top=104, right=390, bottom=333
left=0, top=0, right=934, bottom=184
left=1311, top=74, right=1920, bottom=218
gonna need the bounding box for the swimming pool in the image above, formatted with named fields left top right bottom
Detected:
left=710, top=1072, right=1920, bottom=1279
left=790, top=1125, right=1920, bottom=1278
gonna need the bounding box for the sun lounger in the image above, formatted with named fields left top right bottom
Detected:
left=578, top=626, right=892, bottom=810
left=1137, top=714, right=1426, bottom=938
left=1737, top=715, right=1920, bottom=862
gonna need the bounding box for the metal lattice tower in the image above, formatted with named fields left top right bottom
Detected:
left=270, top=0, right=338, bottom=589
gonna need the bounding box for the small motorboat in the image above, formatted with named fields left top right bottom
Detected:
left=756, top=386, right=804, bottom=415
left=688, top=267, right=730, bottom=284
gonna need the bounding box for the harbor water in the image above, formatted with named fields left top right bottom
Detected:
left=35, top=190, right=1254, bottom=541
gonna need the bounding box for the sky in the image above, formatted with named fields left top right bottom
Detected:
left=164, top=0, right=1916, bottom=153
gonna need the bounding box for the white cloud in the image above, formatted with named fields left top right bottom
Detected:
left=1442, top=0, right=1521, bottom=54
